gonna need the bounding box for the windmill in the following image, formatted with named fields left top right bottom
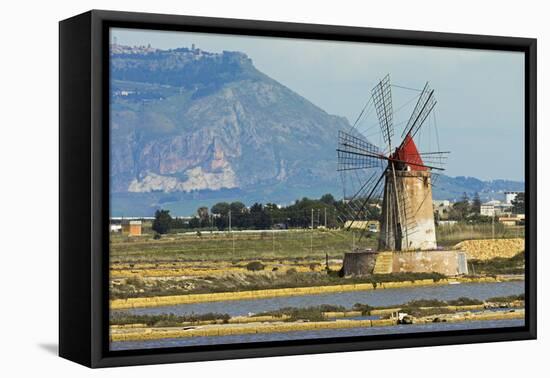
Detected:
left=337, top=74, right=448, bottom=252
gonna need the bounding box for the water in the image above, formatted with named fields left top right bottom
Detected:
left=123, top=281, right=524, bottom=317
left=111, top=319, right=524, bottom=351
left=111, top=282, right=524, bottom=351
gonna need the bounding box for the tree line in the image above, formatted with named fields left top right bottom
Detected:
left=151, top=191, right=525, bottom=234
left=435, top=192, right=525, bottom=222
left=152, top=193, right=382, bottom=234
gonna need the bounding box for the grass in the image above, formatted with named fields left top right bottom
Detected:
left=110, top=312, right=231, bottom=327
left=110, top=271, right=447, bottom=299
left=436, top=223, right=524, bottom=247
left=257, top=305, right=347, bottom=321
left=109, top=226, right=524, bottom=301
left=111, top=226, right=524, bottom=263
left=351, top=303, right=375, bottom=315
left=469, top=251, right=525, bottom=275
left=398, top=297, right=483, bottom=317
left=486, top=294, right=524, bottom=303
left=110, top=229, right=377, bottom=263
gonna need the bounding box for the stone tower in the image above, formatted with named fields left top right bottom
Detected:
left=378, top=134, right=437, bottom=251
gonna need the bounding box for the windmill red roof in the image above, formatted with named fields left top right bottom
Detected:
left=393, top=133, right=427, bottom=171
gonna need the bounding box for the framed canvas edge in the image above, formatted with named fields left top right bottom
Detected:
left=61, top=9, right=537, bottom=368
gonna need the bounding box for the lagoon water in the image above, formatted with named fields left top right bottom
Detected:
left=123, top=281, right=525, bottom=317
left=111, top=281, right=525, bottom=351
left=111, top=319, right=524, bottom=351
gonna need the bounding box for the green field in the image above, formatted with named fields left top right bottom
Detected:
left=436, top=223, right=524, bottom=247
left=110, top=229, right=376, bottom=263
left=111, top=223, right=525, bottom=263
left=109, top=225, right=524, bottom=300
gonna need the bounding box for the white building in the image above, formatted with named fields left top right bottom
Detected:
left=438, top=220, right=458, bottom=226
left=110, top=224, right=122, bottom=233
left=504, top=191, right=523, bottom=204
left=433, top=200, right=451, bottom=208
left=480, top=200, right=513, bottom=217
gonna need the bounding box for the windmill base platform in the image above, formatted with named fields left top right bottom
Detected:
left=342, top=249, right=468, bottom=277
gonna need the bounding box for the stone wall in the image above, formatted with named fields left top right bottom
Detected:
left=391, top=250, right=468, bottom=276
left=342, top=250, right=378, bottom=276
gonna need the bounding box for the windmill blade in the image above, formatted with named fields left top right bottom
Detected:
left=355, top=181, right=385, bottom=243
left=344, top=169, right=386, bottom=232
left=338, top=170, right=381, bottom=224
left=337, top=130, right=383, bottom=171
left=372, top=74, right=394, bottom=151
left=418, top=151, right=449, bottom=171
left=401, top=82, right=437, bottom=140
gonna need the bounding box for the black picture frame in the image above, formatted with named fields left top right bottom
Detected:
left=59, top=9, right=537, bottom=368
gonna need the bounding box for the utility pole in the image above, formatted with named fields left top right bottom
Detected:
left=311, top=208, right=314, bottom=254
left=272, top=228, right=275, bottom=253
left=491, top=214, right=495, bottom=240
left=229, top=209, right=235, bottom=254
left=324, top=208, right=327, bottom=228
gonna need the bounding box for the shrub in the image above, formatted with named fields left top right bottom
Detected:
left=352, top=303, right=374, bottom=315
left=285, top=268, right=298, bottom=275
left=246, top=261, right=265, bottom=271
left=110, top=312, right=231, bottom=327
left=153, top=233, right=161, bottom=240
left=309, top=263, right=321, bottom=271
left=125, top=277, right=144, bottom=287
left=152, top=209, right=172, bottom=234
left=257, top=305, right=346, bottom=322
left=469, top=251, right=525, bottom=275
left=486, top=294, right=524, bottom=303
left=447, top=297, right=483, bottom=306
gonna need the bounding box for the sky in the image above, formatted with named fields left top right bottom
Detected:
left=111, top=28, right=525, bottom=181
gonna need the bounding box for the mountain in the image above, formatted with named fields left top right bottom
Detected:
left=109, top=44, right=523, bottom=216
left=431, top=175, right=524, bottom=202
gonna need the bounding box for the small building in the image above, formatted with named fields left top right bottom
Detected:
left=498, top=214, right=525, bottom=226
left=433, top=200, right=451, bottom=208
left=480, top=200, right=513, bottom=217
left=122, top=220, right=142, bottom=236
left=504, top=191, right=523, bottom=204
left=480, top=203, right=495, bottom=217
left=433, top=200, right=452, bottom=220
left=438, top=220, right=458, bottom=226
left=272, top=223, right=288, bottom=230
left=110, top=224, right=122, bottom=233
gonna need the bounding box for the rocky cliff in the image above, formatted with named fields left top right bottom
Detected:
left=110, top=45, right=348, bottom=202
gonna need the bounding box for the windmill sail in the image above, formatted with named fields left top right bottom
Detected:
left=339, top=169, right=385, bottom=230
left=372, top=74, right=394, bottom=150
left=402, top=82, right=436, bottom=141
left=337, top=130, right=382, bottom=171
